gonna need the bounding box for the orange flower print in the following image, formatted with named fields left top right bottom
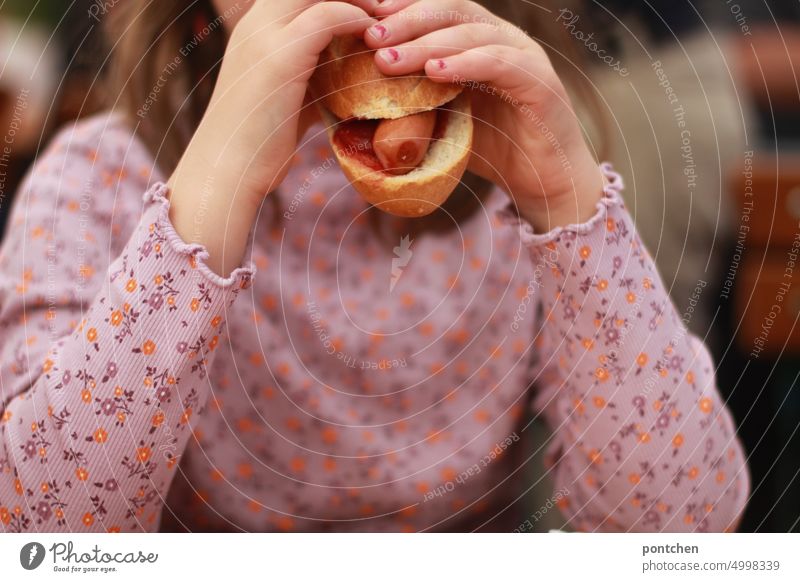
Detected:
left=110, top=310, right=123, bottom=326
left=190, top=298, right=200, bottom=312
left=125, top=278, right=137, bottom=292
left=0, top=507, right=10, bottom=525
left=142, top=340, right=156, bottom=355
left=579, top=246, right=591, bottom=260
left=699, top=397, right=713, bottom=414
left=137, top=447, right=151, bottom=463
left=597, top=279, right=608, bottom=291
left=86, top=327, right=97, bottom=342
left=81, top=389, right=92, bottom=403
left=94, top=428, right=108, bottom=443
left=76, top=467, right=89, bottom=481
left=152, top=411, right=165, bottom=427
left=180, top=408, right=192, bottom=424
left=672, top=434, right=684, bottom=447
left=83, top=512, right=94, bottom=527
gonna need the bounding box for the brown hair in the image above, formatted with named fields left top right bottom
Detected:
left=104, top=0, right=606, bottom=237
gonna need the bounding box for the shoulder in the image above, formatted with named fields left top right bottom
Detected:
left=15, top=111, right=161, bottom=214
left=43, top=111, right=159, bottom=183
left=4, top=112, right=163, bottom=251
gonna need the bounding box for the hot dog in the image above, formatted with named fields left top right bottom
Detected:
left=373, top=110, right=437, bottom=175
left=311, top=37, right=473, bottom=217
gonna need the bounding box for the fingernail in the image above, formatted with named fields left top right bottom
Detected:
left=434, top=59, right=447, bottom=70
left=368, top=24, right=389, bottom=41
left=377, top=48, right=400, bottom=64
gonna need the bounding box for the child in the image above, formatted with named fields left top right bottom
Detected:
left=0, top=0, right=748, bottom=532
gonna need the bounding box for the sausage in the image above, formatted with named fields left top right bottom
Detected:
left=373, top=110, right=437, bottom=175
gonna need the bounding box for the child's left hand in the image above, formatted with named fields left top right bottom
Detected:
left=365, top=0, right=606, bottom=230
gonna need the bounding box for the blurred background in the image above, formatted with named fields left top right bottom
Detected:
left=1, top=0, right=798, bottom=531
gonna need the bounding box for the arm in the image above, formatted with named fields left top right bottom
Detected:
left=0, top=127, right=253, bottom=532
left=506, top=165, right=750, bottom=532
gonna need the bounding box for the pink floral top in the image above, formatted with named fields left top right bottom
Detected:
left=0, top=113, right=748, bottom=533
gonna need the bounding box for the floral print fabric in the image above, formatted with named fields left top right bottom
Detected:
left=0, top=114, right=748, bottom=532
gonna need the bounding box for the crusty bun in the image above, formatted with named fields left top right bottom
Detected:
left=313, top=36, right=463, bottom=120
left=318, top=92, right=472, bottom=217
left=310, top=37, right=473, bottom=217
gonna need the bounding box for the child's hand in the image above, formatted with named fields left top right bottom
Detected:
left=181, top=0, right=377, bottom=203
left=366, top=0, right=606, bottom=231
left=168, top=1, right=377, bottom=274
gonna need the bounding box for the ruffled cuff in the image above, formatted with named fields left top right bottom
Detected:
left=142, top=182, right=256, bottom=289
left=496, top=162, right=625, bottom=247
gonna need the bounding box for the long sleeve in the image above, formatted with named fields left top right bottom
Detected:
left=504, top=164, right=749, bottom=532
left=0, top=122, right=254, bottom=532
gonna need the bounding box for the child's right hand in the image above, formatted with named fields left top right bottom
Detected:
left=168, top=1, right=377, bottom=276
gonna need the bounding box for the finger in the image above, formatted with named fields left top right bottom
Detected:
left=254, top=0, right=319, bottom=25
left=345, top=0, right=383, bottom=15
left=373, top=0, right=419, bottom=17
left=424, top=44, right=556, bottom=103
left=258, top=0, right=379, bottom=25
left=365, top=0, right=497, bottom=48
left=373, top=22, right=528, bottom=76
left=287, top=2, right=377, bottom=53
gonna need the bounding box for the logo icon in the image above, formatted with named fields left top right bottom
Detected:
left=390, top=235, right=414, bottom=293
left=20, top=542, right=46, bottom=570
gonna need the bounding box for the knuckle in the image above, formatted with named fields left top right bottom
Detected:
left=489, top=44, right=516, bottom=63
